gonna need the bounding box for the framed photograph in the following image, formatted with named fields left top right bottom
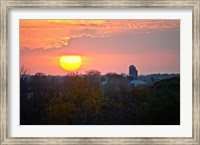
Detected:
left=0, top=0, right=199, bottom=144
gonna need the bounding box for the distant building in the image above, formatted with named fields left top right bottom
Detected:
left=129, top=65, right=138, bottom=80
left=128, top=65, right=147, bottom=88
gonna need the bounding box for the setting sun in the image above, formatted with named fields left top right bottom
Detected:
left=59, top=55, right=82, bottom=71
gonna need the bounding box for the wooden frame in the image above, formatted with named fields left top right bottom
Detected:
left=0, top=0, right=199, bottom=144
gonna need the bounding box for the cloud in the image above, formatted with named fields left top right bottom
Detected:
left=21, top=29, right=180, bottom=55
left=20, top=20, right=180, bottom=50
left=59, top=29, right=180, bottom=55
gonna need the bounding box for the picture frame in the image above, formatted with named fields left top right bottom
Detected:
left=0, top=0, right=199, bottom=144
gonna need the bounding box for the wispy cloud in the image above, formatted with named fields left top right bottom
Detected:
left=20, top=20, right=179, bottom=50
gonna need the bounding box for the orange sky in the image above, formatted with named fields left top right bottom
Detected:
left=20, top=20, right=180, bottom=75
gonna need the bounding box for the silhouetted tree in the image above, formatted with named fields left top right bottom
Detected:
left=147, top=77, right=180, bottom=125
left=20, top=70, right=180, bottom=125
left=46, top=73, right=104, bottom=124
left=20, top=66, right=30, bottom=124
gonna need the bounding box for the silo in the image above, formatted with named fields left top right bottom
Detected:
left=129, top=65, right=138, bottom=80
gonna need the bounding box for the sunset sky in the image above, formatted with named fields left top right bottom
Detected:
left=20, top=20, right=180, bottom=75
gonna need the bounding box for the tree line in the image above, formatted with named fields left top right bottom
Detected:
left=20, top=68, right=180, bottom=125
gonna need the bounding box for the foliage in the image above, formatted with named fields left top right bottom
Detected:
left=46, top=73, right=104, bottom=124
left=147, top=77, right=180, bottom=124
left=20, top=70, right=180, bottom=125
